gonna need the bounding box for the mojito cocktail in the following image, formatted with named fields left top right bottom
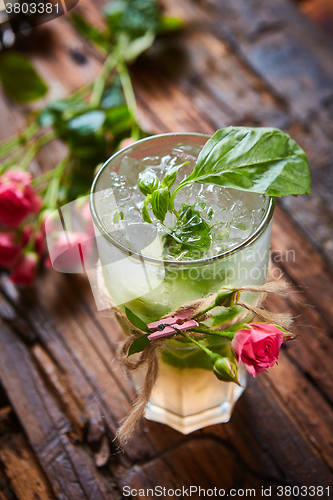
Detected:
left=90, top=133, right=274, bottom=433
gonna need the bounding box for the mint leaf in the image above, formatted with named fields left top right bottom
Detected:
left=101, top=78, right=125, bottom=108
left=71, top=13, right=109, bottom=51
left=128, top=334, right=150, bottom=355
left=67, top=110, right=106, bottom=136
left=175, top=127, right=311, bottom=197
left=104, top=105, right=133, bottom=134
left=0, top=52, right=48, bottom=103
left=38, top=94, right=88, bottom=127
left=119, top=30, right=155, bottom=62
left=142, top=197, right=153, bottom=223
left=164, top=204, right=211, bottom=259
left=161, top=160, right=189, bottom=189
left=138, top=169, right=161, bottom=195
left=103, top=0, right=160, bottom=39
left=125, top=307, right=149, bottom=332
left=150, top=187, right=170, bottom=222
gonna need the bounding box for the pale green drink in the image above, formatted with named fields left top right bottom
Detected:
left=90, top=133, right=274, bottom=432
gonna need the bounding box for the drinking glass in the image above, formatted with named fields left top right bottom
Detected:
left=90, top=133, right=274, bottom=434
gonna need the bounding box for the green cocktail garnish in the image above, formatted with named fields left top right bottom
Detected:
left=138, top=126, right=311, bottom=259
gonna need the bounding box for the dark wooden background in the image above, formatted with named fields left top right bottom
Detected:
left=0, top=1, right=332, bottom=498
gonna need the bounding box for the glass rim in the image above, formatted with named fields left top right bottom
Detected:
left=90, top=132, right=275, bottom=266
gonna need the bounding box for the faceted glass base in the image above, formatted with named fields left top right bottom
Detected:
left=132, top=358, right=247, bottom=434
left=144, top=383, right=245, bottom=434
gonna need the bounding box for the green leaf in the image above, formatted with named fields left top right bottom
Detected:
left=150, top=186, right=170, bottom=222
left=101, top=79, right=124, bottom=109
left=104, top=105, right=133, bottom=134
left=118, top=30, right=155, bottom=62
left=164, top=204, right=211, bottom=259
left=161, top=161, right=188, bottom=189
left=67, top=110, right=106, bottom=136
left=211, top=305, right=241, bottom=327
left=125, top=307, right=149, bottom=332
left=157, top=16, right=184, bottom=33
left=0, top=52, right=48, bottom=103
left=142, top=197, right=153, bottom=223
left=128, top=334, right=150, bottom=356
left=138, top=169, right=160, bottom=196
left=104, top=0, right=160, bottom=38
left=38, top=95, right=87, bottom=127
left=71, top=13, right=109, bottom=51
left=176, top=127, right=311, bottom=197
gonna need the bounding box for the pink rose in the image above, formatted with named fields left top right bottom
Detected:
left=10, top=251, right=38, bottom=286
left=0, top=233, right=22, bottom=268
left=34, top=231, right=45, bottom=257
left=21, top=226, right=45, bottom=258
left=0, top=169, right=41, bottom=228
left=5, top=170, right=31, bottom=185
left=232, top=323, right=284, bottom=377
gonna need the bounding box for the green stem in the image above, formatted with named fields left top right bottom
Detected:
left=43, top=159, right=67, bottom=209
left=193, top=303, right=216, bottom=319
left=0, top=121, right=39, bottom=158
left=0, top=149, right=24, bottom=173
left=32, top=160, right=66, bottom=187
left=192, top=327, right=235, bottom=340
left=170, top=183, right=185, bottom=208
left=0, top=129, right=55, bottom=174
left=172, top=208, right=180, bottom=219
left=117, top=60, right=138, bottom=122
left=90, top=53, right=116, bottom=107
left=178, top=331, right=219, bottom=363
left=18, top=132, right=56, bottom=170
left=71, top=82, right=92, bottom=100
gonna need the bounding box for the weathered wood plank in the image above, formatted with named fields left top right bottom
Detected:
left=0, top=431, right=55, bottom=500
left=267, top=286, right=333, bottom=404
left=272, top=207, right=333, bottom=328
left=0, top=0, right=332, bottom=494
left=162, top=0, right=333, bottom=265
left=204, top=0, right=333, bottom=119
left=0, top=273, right=187, bottom=464
left=295, top=0, right=333, bottom=36
left=0, top=320, right=114, bottom=500
left=120, top=376, right=333, bottom=494
left=2, top=257, right=332, bottom=481
left=263, top=349, right=333, bottom=469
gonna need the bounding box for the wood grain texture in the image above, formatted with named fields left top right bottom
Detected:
left=0, top=431, right=54, bottom=500
left=0, top=0, right=332, bottom=498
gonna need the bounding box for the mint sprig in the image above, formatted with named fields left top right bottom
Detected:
left=173, top=127, right=311, bottom=199
left=138, top=126, right=311, bottom=259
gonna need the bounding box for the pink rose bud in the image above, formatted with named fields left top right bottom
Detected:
left=213, top=357, right=239, bottom=384
left=0, top=232, right=22, bottom=268
left=0, top=169, right=41, bottom=228
left=232, top=323, right=284, bottom=377
left=9, top=251, right=38, bottom=286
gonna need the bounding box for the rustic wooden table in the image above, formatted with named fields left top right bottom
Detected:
left=0, top=1, right=332, bottom=498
